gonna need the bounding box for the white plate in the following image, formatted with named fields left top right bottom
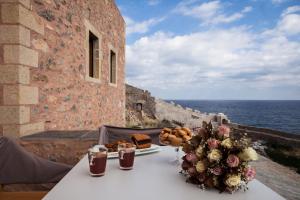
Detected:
left=106, top=144, right=161, bottom=159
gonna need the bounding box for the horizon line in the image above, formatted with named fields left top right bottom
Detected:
left=163, top=99, right=300, bottom=101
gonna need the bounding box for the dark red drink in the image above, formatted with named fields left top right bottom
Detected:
left=119, top=151, right=135, bottom=169
left=89, top=154, right=107, bottom=176
left=88, top=146, right=108, bottom=176
left=118, top=143, right=136, bottom=170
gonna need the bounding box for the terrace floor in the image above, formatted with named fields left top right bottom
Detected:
left=254, top=155, right=300, bottom=200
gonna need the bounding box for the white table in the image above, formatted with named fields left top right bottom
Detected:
left=43, top=147, right=285, bottom=200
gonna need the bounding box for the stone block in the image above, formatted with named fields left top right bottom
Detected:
left=3, top=45, right=38, bottom=67
left=0, top=25, right=30, bottom=46
left=3, top=85, right=38, bottom=105
left=32, top=38, right=49, bottom=52
left=0, top=106, right=30, bottom=124
left=3, top=121, right=44, bottom=138
left=0, top=0, right=31, bottom=9
left=1, top=3, right=44, bottom=35
left=0, top=65, right=29, bottom=84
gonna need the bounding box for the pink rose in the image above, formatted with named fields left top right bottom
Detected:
left=186, top=153, right=198, bottom=164
left=218, top=125, right=230, bottom=138
left=226, top=154, right=240, bottom=168
left=188, top=167, right=197, bottom=176
left=198, top=172, right=206, bottom=182
left=207, top=138, right=220, bottom=149
left=244, top=167, right=256, bottom=181
left=181, top=160, right=191, bottom=170
left=211, top=166, right=223, bottom=176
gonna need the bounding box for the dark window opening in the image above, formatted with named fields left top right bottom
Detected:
left=136, top=103, right=143, bottom=111
left=110, top=50, right=116, bottom=84
left=89, top=31, right=99, bottom=78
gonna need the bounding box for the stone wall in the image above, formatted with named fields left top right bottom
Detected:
left=230, top=123, right=300, bottom=148
left=155, top=99, right=218, bottom=128
left=0, top=0, right=125, bottom=137
left=125, top=84, right=230, bottom=128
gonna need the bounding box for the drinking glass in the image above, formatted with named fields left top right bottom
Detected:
left=118, top=143, right=136, bottom=170
left=88, top=145, right=108, bottom=176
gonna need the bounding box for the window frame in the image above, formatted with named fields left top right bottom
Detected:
left=84, top=20, right=102, bottom=84
left=108, top=45, right=118, bottom=87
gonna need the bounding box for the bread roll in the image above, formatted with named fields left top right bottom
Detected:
left=163, top=128, right=172, bottom=133
left=159, top=127, right=192, bottom=146
left=178, top=130, right=187, bottom=136
left=182, top=127, right=191, bottom=134
left=170, top=137, right=183, bottom=146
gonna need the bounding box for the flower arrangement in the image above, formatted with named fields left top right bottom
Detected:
left=181, top=122, right=258, bottom=193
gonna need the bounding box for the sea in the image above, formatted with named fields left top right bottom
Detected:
left=168, top=100, right=300, bottom=135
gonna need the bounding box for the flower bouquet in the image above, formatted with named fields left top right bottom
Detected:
left=181, top=122, right=258, bottom=193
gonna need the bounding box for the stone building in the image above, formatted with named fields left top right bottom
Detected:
left=0, top=0, right=126, bottom=138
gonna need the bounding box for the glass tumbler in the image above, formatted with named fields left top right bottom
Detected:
left=88, top=145, right=108, bottom=176
left=118, top=143, right=136, bottom=170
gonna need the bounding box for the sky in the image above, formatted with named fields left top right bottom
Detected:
left=115, top=0, right=300, bottom=100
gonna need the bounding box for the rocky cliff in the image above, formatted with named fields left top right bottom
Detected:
left=125, top=84, right=229, bottom=128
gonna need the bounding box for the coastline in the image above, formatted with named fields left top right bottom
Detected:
left=125, top=84, right=300, bottom=174
left=170, top=99, right=300, bottom=135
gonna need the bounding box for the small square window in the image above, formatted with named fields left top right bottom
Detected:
left=109, top=50, right=116, bottom=84
left=89, top=31, right=100, bottom=79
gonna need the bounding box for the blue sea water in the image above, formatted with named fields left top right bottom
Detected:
left=169, top=100, right=300, bottom=135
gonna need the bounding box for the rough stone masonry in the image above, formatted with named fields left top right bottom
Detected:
left=0, top=0, right=126, bottom=137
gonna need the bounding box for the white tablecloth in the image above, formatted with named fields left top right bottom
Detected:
left=43, top=146, right=285, bottom=200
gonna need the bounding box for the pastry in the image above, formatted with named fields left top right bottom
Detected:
left=161, top=132, right=169, bottom=140
left=170, top=137, right=183, bottom=146
left=178, top=130, right=187, bottom=136
left=159, top=126, right=193, bottom=146
left=131, top=134, right=152, bottom=149
left=167, top=134, right=176, bottom=140
left=163, top=128, right=172, bottom=133
left=183, top=127, right=192, bottom=137
left=182, top=127, right=191, bottom=134
left=105, top=140, right=128, bottom=152
left=174, top=130, right=181, bottom=137
left=183, top=135, right=192, bottom=142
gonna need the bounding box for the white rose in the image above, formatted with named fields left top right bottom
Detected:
left=225, top=174, right=241, bottom=187
left=221, top=138, right=233, bottom=149
left=196, top=146, right=204, bottom=158
left=195, top=160, right=206, bottom=173
left=207, top=149, right=222, bottom=162
left=238, top=147, right=258, bottom=161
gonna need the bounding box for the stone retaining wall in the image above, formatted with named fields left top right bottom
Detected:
left=230, top=123, right=300, bottom=147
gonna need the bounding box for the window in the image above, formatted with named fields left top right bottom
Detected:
left=84, top=19, right=102, bottom=83
left=88, top=31, right=100, bottom=79
left=109, top=50, right=116, bottom=84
